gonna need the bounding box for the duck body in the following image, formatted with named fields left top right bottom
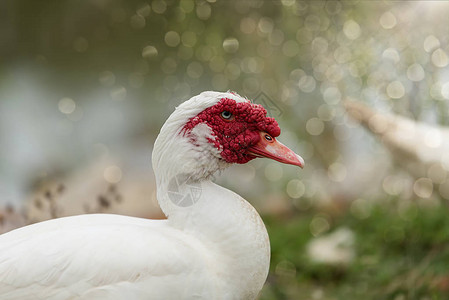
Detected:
left=0, top=184, right=269, bottom=299
left=0, top=91, right=303, bottom=299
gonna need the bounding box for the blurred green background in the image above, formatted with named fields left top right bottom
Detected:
left=2, top=0, right=449, bottom=299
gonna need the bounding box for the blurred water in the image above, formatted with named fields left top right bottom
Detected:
left=0, top=67, right=144, bottom=205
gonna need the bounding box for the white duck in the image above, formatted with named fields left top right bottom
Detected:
left=0, top=91, right=304, bottom=299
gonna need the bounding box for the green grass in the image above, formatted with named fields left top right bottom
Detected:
left=261, top=200, right=449, bottom=300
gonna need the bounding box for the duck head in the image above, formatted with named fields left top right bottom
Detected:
left=181, top=95, right=304, bottom=168
left=152, top=91, right=303, bottom=183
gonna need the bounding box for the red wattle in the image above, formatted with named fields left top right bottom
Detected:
left=182, top=98, right=281, bottom=164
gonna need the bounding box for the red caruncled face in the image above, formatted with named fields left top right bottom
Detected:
left=182, top=98, right=281, bottom=164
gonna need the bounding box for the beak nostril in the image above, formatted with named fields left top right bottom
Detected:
left=248, top=131, right=304, bottom=167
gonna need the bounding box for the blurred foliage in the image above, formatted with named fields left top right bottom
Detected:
left=3, top=0, right=449, bottom=196
left=263, top=199, right=449, bottom=299
left=5, top=0, right=449, bottom=194
left=5, top=0, right=449, bottom=123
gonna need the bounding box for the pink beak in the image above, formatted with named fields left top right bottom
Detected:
left=247, top=132, right=304, bottom=168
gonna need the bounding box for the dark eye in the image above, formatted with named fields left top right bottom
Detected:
left=220, top=110, right=233, bottom=120
left=264, top=134, right=273, bottom=141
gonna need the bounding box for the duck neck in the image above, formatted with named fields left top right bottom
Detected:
left=154, top=174, right=270, bottom=297
left=152, top=123, right=270, bottom=296
left=152, top=121, right=228, bottom=218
